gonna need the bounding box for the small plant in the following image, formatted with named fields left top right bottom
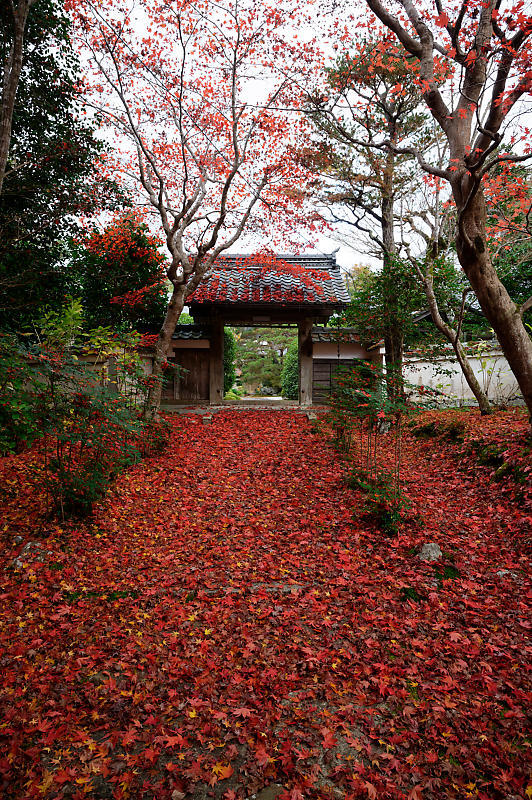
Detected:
left=400, top=586, right=426, bottom=604
left=48, top=456, right=111, bottom=517
left=39, top=361, right=148, bottom=517
left=411, top=415, right=466, bottom=442
left=355, top=470, right=410, bottom=536
left=327, top=360, right=413, bottom=534
left=472, top=442, right=505, bottom=467
left=433, top=563, right=461, bottom=588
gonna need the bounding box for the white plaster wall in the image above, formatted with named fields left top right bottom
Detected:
left=403, top=349, right=521, bottom=404
left=313, top=342, right=372, bottom=360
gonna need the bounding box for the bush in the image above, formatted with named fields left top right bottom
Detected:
left=281, top=340, right=299, bottom=399
left=42, top=369, right=169, bottom=517
left=224, top=328, right=236, bottom=394
left=36, top=355, right=160, bottom=517
left=0, top=334, right=45, bottom=454
left=328, top=361, right=413, bottom=535
left=411, top=416, right=467, bottom=442
left=0, top=304, right=169, bottom=517
left=350, top=468, right=409, bottom=536
left=48, top=455, right=111, bottom=517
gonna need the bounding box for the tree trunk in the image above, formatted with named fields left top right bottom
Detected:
left=453, top=186, right=532, bottom=418
left=383, top=329, right=404, bottom=396
left=454, top=339, right=492, bottom=415
left=144, top=283, right=186, bottom=419
left=421, top=274, right=492, bottom=414
left=381, top=155, right=404, bottom=399
left=0, top=1, right=34, bottom=196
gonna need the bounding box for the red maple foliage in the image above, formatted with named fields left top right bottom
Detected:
left=0, top=409, right=530, bottom=799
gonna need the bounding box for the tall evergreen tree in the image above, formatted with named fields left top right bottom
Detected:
left=0, top=0, right=118, bottom=332
left=307, top=37, right=434, bottom=391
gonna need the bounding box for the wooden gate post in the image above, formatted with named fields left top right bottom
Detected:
left=298, top=318, right=313, bottom=406
left=209, top=318, right=224, bottom=404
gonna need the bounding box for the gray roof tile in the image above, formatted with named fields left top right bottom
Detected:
left=189, top=253, right=350, bottom=306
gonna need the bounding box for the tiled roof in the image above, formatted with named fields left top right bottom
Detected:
left=172, top=325, right=210, bottom=340
left=312, top=327, right=360, bottom=343
left=189, top=253, right=350, bottom=307
left=137, top=326, right=210, bottom=348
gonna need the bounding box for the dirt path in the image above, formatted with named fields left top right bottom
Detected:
left=0, top=410, right=530, bottom=800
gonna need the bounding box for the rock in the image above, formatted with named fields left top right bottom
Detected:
left=377, top=419, right=391, bottom=434
left=13, top=535, right=23, bottom=545
left=13, top=541, right=52, bottom=569
left=418, top=542, right=442, bottom=562
left=496, top=569, right=519, bottom=579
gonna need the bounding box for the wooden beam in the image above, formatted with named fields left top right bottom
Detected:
left=209, top=318, right=224, bottom=404
left=190, top=303, right=341, bottom=326
left=298, top=318, right=313, bottom=406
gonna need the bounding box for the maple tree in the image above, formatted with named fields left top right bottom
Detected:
left=359, top=0, right=532, bottom=419
left=387, top=150, right=494, bottom=412
left=306, top=36, right=493, bottom=411
left=396, top=187, right=494, bottom=411
left=72, top=211, right=168, bottom=331
left=483, top=161, right=532, bottom=326
left=70, top=0, right=318, bottom=416
left=413, top=256, right=493, bottom=413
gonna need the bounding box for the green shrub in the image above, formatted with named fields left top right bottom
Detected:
left=348, top=466, right=409, bottom=536
left=411, top=416, right=467, bottom=442
left=224, top=328, right=236, bottom=394
left=472, top=442, right=505, bottom=466
left=38, top=357, right=149, bottom=517
left=1, top=304, right=169, bottom=517
left=48, top=456, right=111, bottom=517
left=327, top=361, right=414, bottom=536
left=0, top=335, right=45, bottom=454
left=281, top=340, right=299, bottom=399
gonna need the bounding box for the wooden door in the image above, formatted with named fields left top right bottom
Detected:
left=161, top=350, right=210, bottom=403
left=312, top=359, right=354, bottom=403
